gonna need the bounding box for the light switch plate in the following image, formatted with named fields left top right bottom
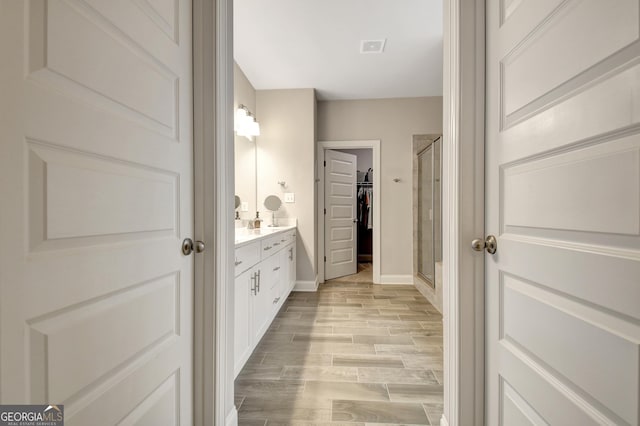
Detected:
left=241, top=201, right=249, bottom=211
left=284, top=193, right=295, bottom=203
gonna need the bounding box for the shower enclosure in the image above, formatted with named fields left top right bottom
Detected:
left=416, top=137, right=442, bottom=287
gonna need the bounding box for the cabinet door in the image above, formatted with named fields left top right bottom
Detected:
left=234, top=268, right=253, bottom=376
left=251, top=264, right=272, bottom=344
left=275, top=248, right=289, bottom=303
left=288, top=243, right=296, bottom=291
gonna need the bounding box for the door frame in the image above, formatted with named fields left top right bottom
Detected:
left=193, top=0, right=236, bottom=425
left=206, top=0, right=487, bottom=424
left=441, top=0, right=486, bottom=425
left=317, top=140, right=381, bottom=285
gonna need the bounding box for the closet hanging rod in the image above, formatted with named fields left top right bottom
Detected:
left=357, top=182, right=373, bottom=186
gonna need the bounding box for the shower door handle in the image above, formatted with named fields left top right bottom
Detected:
left=471, top=235, right=497, bottom=254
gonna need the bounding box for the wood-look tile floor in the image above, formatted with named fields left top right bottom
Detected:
left=235, top=263, right=444, bottom=426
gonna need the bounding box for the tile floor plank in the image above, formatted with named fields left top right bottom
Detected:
left=331, top=400, right=430, bottom=424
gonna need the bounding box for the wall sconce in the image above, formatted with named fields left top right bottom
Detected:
left=235, top=104, right=261, bottom=140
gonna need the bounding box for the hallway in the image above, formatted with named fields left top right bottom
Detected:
left=235, top=264, right=444, bottom=425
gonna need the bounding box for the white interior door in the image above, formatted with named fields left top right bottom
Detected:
left=486, top=0, right=640, bottom=424
left=324, top=149, right=358, bottom=280
left=0, top=1, right=193, bottom=424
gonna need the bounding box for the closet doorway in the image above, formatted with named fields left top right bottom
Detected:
left=317, top=140, right=381, bottom=284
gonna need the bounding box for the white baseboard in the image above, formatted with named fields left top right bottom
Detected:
left=440, top=414, right=448, bottom=426
left=379, top=274, right=414, bottom=284
left=225, top=406, right=238, bottom=426
left=293, top=277, right=319, bottom=292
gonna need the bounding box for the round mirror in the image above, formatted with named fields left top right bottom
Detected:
left=264, top=195, right=282, bottom=212
left=235, top=195, right=241, bottom=209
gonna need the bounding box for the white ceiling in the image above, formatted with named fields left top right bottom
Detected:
left=234, top=0, right=443, bottom=100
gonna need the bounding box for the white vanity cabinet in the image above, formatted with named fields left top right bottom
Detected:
left=233, top=267, right=253, bottom=372
left=234, top=228, right=297, bottom=376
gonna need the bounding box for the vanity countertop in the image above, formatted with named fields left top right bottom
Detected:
left=234, top=225, right=296, bottom=248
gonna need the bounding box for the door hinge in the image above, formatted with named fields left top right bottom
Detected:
left=324, top=256, right=326, bottom=262
left=324, top=208, right=326, bottom=214
left=323, top=161, right=326, bottom=167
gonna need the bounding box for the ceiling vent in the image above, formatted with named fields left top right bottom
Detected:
left=360, top=39, right=386, bottom=54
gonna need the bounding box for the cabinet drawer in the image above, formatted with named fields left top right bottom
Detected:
left=235, top=242, right=260, bottom=276
left=273, top=233, right=289, bottom=247
left=260, top=235, right=282, bottom=259
left=261, top=253, right=281, bottom=290
left=285, top=230, right=296, bottom=245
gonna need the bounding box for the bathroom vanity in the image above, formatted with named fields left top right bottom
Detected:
left=233, top=226, right=296, bottom=376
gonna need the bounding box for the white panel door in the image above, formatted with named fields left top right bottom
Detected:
left=0, top=1, right=193, bottom=424
left=486, top=0, right=640, bottom=425
left=324, top=150, right=357, bottom=280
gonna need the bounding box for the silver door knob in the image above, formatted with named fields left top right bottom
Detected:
left=182, top=238, right=206, bottom=255
left=471, top=235, right=497, bottom=254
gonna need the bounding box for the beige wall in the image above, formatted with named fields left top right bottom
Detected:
left=234, top=63, right=257, bottom=220
left=317, top=97, right=443, bottom=278
left=256, top=89, right=317, bottom=283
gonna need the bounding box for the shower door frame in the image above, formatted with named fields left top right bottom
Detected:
left=416, top=138, right=442, bottom=288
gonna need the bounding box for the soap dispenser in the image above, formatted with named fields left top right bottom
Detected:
left=253, top=211, right=262, bottom=229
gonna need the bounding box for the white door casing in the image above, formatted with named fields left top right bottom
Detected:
left=0, top=1, right=194, bottom=424
left=324, top=149, right=358, bottom=280
left=486, top=0, right=640, bottom=424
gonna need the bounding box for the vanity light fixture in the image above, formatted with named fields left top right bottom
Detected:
left=235, top=104, right=260, bottom=140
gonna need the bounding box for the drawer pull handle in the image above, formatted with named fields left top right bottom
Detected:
left=273, top=242, right=280, bottom=246
left=273, top=297, right=280, bottom=304
left=264, top=246, right=272, bottom=251
left=235, top=260, right=242, bottom=266
left=250, top=274, right=257, bottom=295
left=281, top=239, right=286, bottom=242
left=273, top=266, right=280, bottom=271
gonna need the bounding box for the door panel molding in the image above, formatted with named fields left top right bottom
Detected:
left=500, top=0, right=639, bottom=126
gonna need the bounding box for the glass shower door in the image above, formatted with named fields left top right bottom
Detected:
left=417, top=145, right=434, bottom=285
left=416, top=137, right=442, bottom=288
